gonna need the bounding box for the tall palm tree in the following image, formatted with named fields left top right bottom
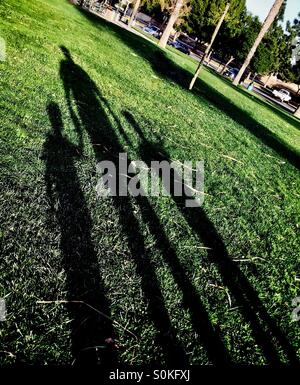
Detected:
left=233, top=0, right=284, bottom=86
left=128, top=0, right=141, bottom=28
left=158, top=0, right=185, bottom=48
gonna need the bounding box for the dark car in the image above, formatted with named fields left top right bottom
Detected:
left=224, top=67, right=239, bottom=79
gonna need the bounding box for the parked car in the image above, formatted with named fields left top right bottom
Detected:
left=272, top=88, right=292, bottom=103
left=224, top=67, right=239, bottom=79
left=169, top=41, right=191, bottom=55
left=143, top=25, right=160, bottom=37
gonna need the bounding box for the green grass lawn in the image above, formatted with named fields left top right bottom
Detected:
left=0, top=0, right=300, bottom=366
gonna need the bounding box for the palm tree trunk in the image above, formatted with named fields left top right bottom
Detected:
left=205, top=49, right=213, bottom=65
left=264, top=72, right=273, bottom=88
left=128, top=0, right=141, bottom=28
left=173, top=31, right=181, bottom=42
left=220, top=56, right=234, bottom=75
left=233, top=0, right=284, bottom=86
left=158, top=0, right=184, bottom=49
left=245, top=72, right=251, bottom=83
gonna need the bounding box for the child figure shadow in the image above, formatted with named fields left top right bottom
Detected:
left=42, top=102, right=116, bottom=365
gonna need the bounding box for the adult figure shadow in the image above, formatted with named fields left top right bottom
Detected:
left=59, top=46, right=190, bottom=364
left=43, top=102, right=116, bottom=365
left=123, top=110, right=300, bottom=366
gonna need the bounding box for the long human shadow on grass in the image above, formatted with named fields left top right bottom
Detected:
left=60, top=47, right=239, bottom=365
left=73, top=7, right=299, bottom=363
left=58, top=46, right=237, bottom=365
left=59, top=46, right=194, bottom=364
left=77, top=9, right=300, bottom=169
left=43, top=102, right=116, bottom=365
left=123, top=110, right=299, bottom=365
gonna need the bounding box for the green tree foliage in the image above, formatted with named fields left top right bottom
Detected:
left=252, top=24, right=287, bottom=75
left=275, top=0, right=287, bottom=23
left=279, top=56, right=300, bottom=93
left=141, top=0, right=298, bottom=85
left=141, top=0, right=190, bottom=26
left=215, top=2, right=290, bottom=77
left=141, top=0, right=162, bottom=17
left=182, top=0, right=245, bottom=42
left=214, top=9, right=262, bottom=63
left=291, top=11, right=300, bottom=37
left=252, top=44, right=273, bottom=74
left=278, top=13, right=300, bottom=85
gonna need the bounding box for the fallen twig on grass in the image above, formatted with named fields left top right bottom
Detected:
left=181, top=245, right=212, bottom=250
left=208, top=284, right=232, bottom=307
left=232, top=257, right=266, bottom=262
left=220, top=154, right=244, bottom=164
left=37, top=300, right=138, bottom=339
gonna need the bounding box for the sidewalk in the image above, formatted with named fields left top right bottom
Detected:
left=83, top=6, right=157, bottom=46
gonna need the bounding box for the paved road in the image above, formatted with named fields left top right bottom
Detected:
left=189, top=52, right=297, bottom=115
left=86, top=7, right=159, bottom=45
left=251, top=86, right=296, bottom=114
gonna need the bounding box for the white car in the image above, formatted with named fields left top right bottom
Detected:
left=272, top=89, right=292, bottom=103
left=143, top=25, right=160, bottom=37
